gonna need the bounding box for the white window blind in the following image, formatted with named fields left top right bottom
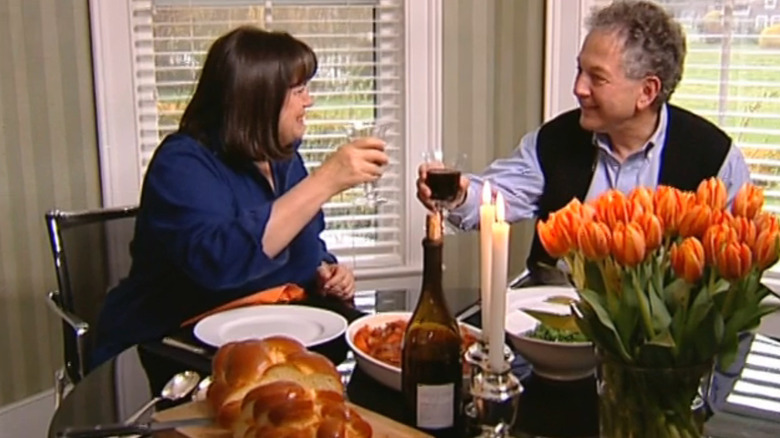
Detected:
left=104, top=0, right=415, bottom=270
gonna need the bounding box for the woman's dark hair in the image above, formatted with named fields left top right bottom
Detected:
left=179, top=26, right=317, bottom=162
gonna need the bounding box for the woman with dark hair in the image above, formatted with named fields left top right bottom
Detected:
left=92, top=26, right=388, bottom=366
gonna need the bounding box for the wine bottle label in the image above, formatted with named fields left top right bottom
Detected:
left=416, top=383, right=455, bottom=429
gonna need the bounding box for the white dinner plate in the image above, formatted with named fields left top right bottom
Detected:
left=504, top=285, right=579, bottom=336
left=193, top=304, right=348, bottom=348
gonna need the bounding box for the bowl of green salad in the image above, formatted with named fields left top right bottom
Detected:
left=504, top=286, right=597, bottom=381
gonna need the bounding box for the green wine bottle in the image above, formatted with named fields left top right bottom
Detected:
left=401, top=212, right=463, bottom=437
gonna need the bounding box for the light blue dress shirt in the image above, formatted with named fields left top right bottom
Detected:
left=449, top=105, right=751, bottom=230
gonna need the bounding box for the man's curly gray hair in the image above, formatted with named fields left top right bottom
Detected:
left=587, top=0, right=686, bottom=108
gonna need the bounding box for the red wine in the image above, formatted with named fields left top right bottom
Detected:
left=426, top=168, right=461, bottom=202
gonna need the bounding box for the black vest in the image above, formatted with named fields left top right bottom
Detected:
left=526, top=105, right=732, bottom=276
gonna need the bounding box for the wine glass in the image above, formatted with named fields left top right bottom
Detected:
left=422, top=149, right=468, bottom=234
left=344, top=120, right=391, bottom=207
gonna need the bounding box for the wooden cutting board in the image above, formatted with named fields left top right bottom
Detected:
left=152, top=400, right=431, bottom=438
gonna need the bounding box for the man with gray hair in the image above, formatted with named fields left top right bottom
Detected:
left=416, top=0, right=750, bottom=285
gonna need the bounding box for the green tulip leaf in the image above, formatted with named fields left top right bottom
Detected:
left=583, top=260, right=606, bottom=293
left=648, top=329, right=676, bottom=349
left=664, top=278, right=690, bottom=312
left=685, top=285, right=714, bottom=337
left=648, top=281, right=672, bottom=333
left=710, top=278, right=731, bottom=297
left=578, top=288, right=631, bottom=361
left=575, top=302, right=627, bottom=360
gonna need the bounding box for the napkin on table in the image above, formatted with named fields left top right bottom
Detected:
left=180, top=283, right=305, bottom=327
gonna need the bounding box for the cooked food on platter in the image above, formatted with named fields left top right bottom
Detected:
left=352, top=318, right=477, bottom=369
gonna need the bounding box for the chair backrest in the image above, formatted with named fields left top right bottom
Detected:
left=46, top=205, right=138, bottom=382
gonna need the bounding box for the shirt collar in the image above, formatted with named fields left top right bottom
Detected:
left=592, top=103, right=669, bottom=159
left=201, top=132, right=300, bottom=167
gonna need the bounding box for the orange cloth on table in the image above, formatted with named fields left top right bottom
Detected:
left=180, top=283, right=305, bottom=327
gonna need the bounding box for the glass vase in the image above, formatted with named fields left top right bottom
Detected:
left=597, top=356, right=713, bottom=438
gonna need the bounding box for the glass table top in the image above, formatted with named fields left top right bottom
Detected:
left=47, top=288, right=780, bottom=438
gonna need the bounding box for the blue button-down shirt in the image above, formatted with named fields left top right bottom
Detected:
left=450, top=105, right=751, bottom=230
left=93, top=133, right=335, bottom=365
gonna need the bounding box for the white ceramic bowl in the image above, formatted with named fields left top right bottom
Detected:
left=504, top=286, right=597, bottom=381
left=345, top=311, right=480, bottom=391
left=507, top=331, right=596, bottom=380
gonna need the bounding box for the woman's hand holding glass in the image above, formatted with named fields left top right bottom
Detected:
left=344, top=121, right=392, bottom=206
left=317, top=135, right=388, bottom=196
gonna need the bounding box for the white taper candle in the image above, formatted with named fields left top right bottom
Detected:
left=488, top=192, right=509, bottom=372
left=479, top=181, right=494, bottom=342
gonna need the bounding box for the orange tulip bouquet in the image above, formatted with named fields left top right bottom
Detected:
left=537, top=178, right=780, bottom=438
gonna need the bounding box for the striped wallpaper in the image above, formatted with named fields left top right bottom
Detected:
left=0, top=0, right=544, bottom=406
left=0, top=0, right=101, bottom=406
left=441, top=0, right=544, bottom=291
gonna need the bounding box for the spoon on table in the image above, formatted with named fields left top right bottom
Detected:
left=124, top=370, right=200, bottom=424
left=191, top=375, right=212, bottom=402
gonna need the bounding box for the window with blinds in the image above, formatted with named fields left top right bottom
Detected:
left=123, top=0, right=406, bottom=269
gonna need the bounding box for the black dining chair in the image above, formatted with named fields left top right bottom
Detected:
left=44, top=205, right=138, bottom=406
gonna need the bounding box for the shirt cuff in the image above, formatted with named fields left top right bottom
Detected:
left=447, top=179, right=481, bottom=230
left=322, top=252, right=338, bottom=265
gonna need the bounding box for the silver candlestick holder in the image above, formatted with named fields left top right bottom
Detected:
left=464, top=340, right=489, bottom=381
left=464, top=341, right=522, bottom=437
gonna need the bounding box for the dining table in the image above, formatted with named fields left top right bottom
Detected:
left=48, top=287, right=780, bottom=438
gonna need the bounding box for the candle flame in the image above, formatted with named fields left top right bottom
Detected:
left=482, top=180, right=492, bottom=205
left=495, top=192, right=505, bottom=222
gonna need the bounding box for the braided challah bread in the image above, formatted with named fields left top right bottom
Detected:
left=207, top=336, right=372, bottom=438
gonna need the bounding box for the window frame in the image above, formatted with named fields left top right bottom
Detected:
left=88, top=0, right=440, bottom=287
left=543, top=0, right=588, bottom=121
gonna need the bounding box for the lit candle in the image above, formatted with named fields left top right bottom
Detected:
left=489, top=192, right=509, bottom=372
left=479, top=181, right=494, bottom=343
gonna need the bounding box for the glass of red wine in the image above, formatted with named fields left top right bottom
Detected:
left=344, top=120, right=391, bottom=207
left=423, top=149, right=467, bottom=234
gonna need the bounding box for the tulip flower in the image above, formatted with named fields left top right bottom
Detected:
left=682, top=192, right=698, bottom=209
left=754, top=212, right=779, bottom=236
left=670, top=237, right=705, bottom=284
left=654, top=186, right=688, bottom=235
left=715, top=241, right=753, bottom=280
left=635, top=212, right=664, bottom=252
left=696, top=177, right=728, bottom=211
left=594, top=190, right=631, bottom=229
left=562, top=198, right=597, bottom=222
left=702, top=223, right=739, bottom=265
left=556, top=199, right=597, bottom=250
left=577, top=221, right=612, bottom=260
left=537, top=213, right=573, bottom=258
left=628, top=186, right=654, bottom=217
left=678, top=204, right=712, bottom=238
left=710, top=209, right=734, bottom=227
left=730, top=216, right=757, bottom=248
left=611, top=222, right=646, bottom=267
left=543, top=179, right=779, bottom=380
left=732, top=183, right=763, bottom=219
left=752, top=228, right=780, bottom=270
